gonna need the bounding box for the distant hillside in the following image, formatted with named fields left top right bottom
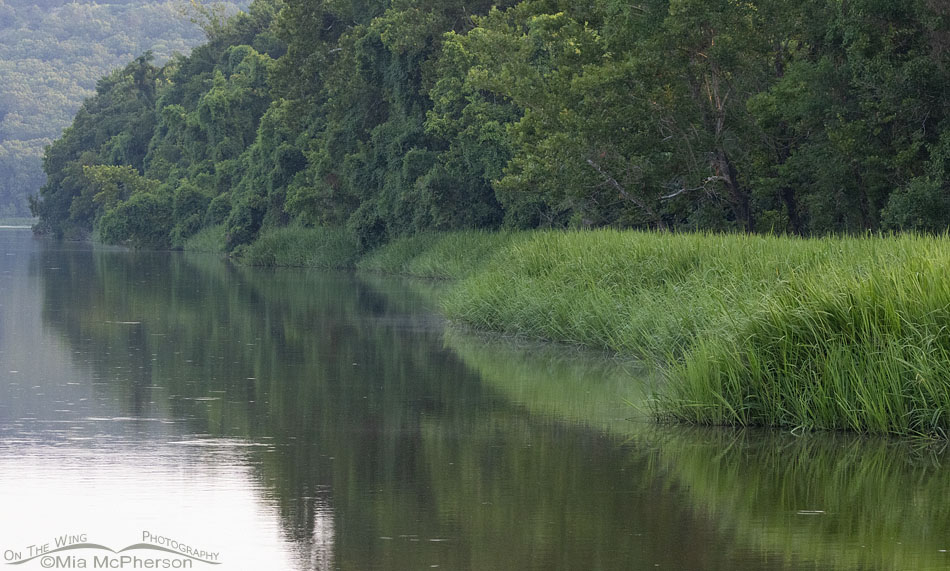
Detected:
left=0, top=0, right=243, bottom=216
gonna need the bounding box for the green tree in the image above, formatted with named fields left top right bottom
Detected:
left=33, top=54, right=160, bottom=237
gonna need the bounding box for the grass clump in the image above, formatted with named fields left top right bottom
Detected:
left=181, top=224, right=226, bottom=253
left=443, top=230, right=950, bottom=437
left=443, top=230, right=830, bottom=355
left=358, top=230, right=523, bottom=279
left=238, top=225, right=360, bottom=268
left=663, top=238, right=950, bottom=436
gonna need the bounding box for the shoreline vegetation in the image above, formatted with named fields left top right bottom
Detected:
left=184, top=225, right=950, bottom=439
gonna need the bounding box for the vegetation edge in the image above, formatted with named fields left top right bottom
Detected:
left=203, top=226, right=950, bottom=438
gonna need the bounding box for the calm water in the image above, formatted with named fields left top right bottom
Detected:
left=1, top=229, right=950, bottom=571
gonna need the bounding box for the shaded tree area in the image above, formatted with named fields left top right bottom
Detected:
left=33, top=0, right=950, bottom=246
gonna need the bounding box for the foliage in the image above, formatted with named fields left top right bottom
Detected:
left=32, top=0, right=277, bottom=245
left=97, top=187, right=174, bottom=248
left=32, top=53, right=161, bottom=238
left=32, top=0, right=950, bottom=247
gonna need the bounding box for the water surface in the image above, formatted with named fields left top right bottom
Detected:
left=1, top=229, right=948, bottom=570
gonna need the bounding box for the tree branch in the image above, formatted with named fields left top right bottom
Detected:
left=586, top=159, right=666, bottom=229
left=660, top=176, right=729, bottom=200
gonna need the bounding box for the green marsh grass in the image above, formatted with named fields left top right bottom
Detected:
left=442, top=230, right=950, bottom=436
left=663, top=237, right=950, bottom=436
left=239, top=225, right=360, bottom=268
left=357, top=230, right=522, bottom=279
left=182, top=224, right=226, bottom=253
left=443, top=230, right=831, bottom=354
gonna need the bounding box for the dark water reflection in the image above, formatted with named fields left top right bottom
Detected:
left=1, top=229, right=949, bottom=570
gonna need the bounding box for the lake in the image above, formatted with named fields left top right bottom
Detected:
left=1, top=228, right=949, bottom=570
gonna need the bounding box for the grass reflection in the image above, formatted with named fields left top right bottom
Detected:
left=445, top=325, right=950, bottom=570
left=443, top=327, right=657, bottom=433
left=643, top=428, right=950, bottom=570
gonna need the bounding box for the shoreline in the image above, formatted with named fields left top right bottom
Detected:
left=188, top=226, right=950, bottom=438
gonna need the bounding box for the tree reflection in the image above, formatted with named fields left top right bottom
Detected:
left=36, top=243, right=946, bottom=570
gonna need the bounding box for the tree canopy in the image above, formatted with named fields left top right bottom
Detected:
left=32, top=0, right=950, bottom=245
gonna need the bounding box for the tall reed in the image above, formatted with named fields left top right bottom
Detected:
left=662, top=237, right=950, bottom=436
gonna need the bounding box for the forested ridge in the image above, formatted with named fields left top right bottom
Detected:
left=0, top=0, right=246, bottom=217
left=32, top=0, right=950, bottom=248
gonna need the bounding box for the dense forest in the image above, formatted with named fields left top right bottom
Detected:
left=31, top=0, right=950, bottom=248
left=0, top=0, right=245, bottom=217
